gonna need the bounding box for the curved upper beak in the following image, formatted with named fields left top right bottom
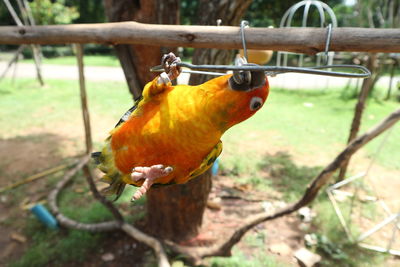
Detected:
left=229, top=67, right=266, bottom=92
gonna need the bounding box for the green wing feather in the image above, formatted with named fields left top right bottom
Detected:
left=188, top=140, right=222, bottom=179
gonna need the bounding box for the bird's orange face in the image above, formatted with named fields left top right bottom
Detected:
left=203, top=72, right=270, bottom=131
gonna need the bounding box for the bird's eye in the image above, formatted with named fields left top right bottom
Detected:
left=249, top=97, right=263, bottom=111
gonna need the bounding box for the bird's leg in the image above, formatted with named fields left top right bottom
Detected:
left=130, top=164, right=173, bottom=201
left=158, top=52, right=182, bottom=84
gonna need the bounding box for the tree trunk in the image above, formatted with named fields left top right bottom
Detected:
left=146, top=170, right=212, bottom=241
left=104, top=0, right=179, bottom=99
left=338, top=53, right=378, bottom=180
left=189, top=0, right=252, bottom=85
left=105, top=0, right=252, bottom=244
left=104, top=0, right=211, bottom=243
left=385, top=57, right=398, bottom=100
left=148, top=0, right=251, bottom=243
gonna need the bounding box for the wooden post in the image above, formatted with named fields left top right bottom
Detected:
left=385, top=58, right=398, bottom=100
left=146, top=0, right=251, bottom=244
left=0, top=24, right=400, bottom=54
left=75, top=44, right=93, bottom=154
left=0, top=44, right=25, bottom=79
left=146, top=170, right=212, bottom=242
left=3, top=0, right=44, bottom=86
left=338, top=53, right=378, bottom=181
left=104, top=0, right=179, bottom=99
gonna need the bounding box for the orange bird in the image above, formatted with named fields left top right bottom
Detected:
left=92, top=53, right=269, bottom=201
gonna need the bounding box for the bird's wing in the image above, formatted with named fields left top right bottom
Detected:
left=114, top=96, right=143, bottom=128
left=114, top=74, right=171, bottom=128
left=187, top=140, right=223, bottom=179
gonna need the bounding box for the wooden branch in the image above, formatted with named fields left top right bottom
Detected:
left=76, top=44, right=93, bottom=154
left=0, top=44, right=25, bottom=79
left=338, top=53, right=379, bottom=180
left=47, top=155, right=121, bottom=231
left=0, top=162, right=70, bottom=193
left=0, top=22, right=399, bottom=53
left=82, top=164, right=170, bottom=265
left=47, top=156, right=170, bottom=266
left=82, top=164, right=124, bottom=222
left=3, top=0, right=23, bottom=26
left=166, top=108, right=400, bottom=264
left=122, top=223, right=170, bottom=267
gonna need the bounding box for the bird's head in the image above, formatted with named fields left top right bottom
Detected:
left=201, top=68, right=269, bottom=131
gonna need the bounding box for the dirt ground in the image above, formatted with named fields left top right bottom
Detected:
left=0, top=105, right=399, bottom=266
left=1, top=144, right=399, bottom=267
left=0, top=125, right=306, bottom=266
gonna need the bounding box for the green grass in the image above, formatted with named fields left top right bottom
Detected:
left=209, top=248, right=283, bottom=267
left=312, top=196, right=387, bottom=267
left=21, top=55, right=121, bottom=67
left=7, top=170, right=146, bottom=267
left=0, top=78, right=132, bottom=139
left=1, top=77, right=398, bottom=266
left=10, top=223, right=104, bottom=267
left=8, top=174, right=112, bottom=267
left=221, top=87, right=400, bottom=174
left=259, top=152, right=322, bottom=201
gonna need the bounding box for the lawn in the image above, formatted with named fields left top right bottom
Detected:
left=0, top=76, right=399, bottom=266
left=221, top=85, right=400, bottom=175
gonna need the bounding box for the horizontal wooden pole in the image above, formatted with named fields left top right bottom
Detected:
left=0, top=22, right=399, bottom=54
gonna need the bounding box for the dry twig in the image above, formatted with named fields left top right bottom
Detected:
left=47, top=155, right=121, bottom=232
left=0, top=162, right=70, bottom=193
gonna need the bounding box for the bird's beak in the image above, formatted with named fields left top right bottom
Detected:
left=229, top=65, right=266, bottom=92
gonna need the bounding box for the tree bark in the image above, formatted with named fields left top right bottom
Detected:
left=103, top=0, right=216, bottom=243
left=189, top=0, right=252, bottom=85
left=2, top=24, right=400, bottom=53
left=385, top=57, right=398, bottom=100
left=104, top=0, right=179, bottom=99
left=338, top=53, right=378, bottom=180
left=145, top=0, right=251, bottom=243
left=146, top=170, right=212, bottom=242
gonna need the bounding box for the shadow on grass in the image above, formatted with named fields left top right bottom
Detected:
left=258, top=151, right=321, bottom=202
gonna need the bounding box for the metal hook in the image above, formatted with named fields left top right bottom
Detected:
left=324, top=23, right=333, bottom=65
left=240, top=20, right=249, bottom=62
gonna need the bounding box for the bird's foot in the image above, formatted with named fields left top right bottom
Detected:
left=130, top=164, right=173, bottom=201
left=158, top=52, right=181, bottom=84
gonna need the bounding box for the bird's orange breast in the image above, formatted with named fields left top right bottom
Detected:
left=110, top=85, right=222, bottom=185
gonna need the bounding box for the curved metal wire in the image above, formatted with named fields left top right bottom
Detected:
left=150, top=62, right=371, bottom=79
left=324, top=23, right=333, bottom=65
left=278, top=0, right=338, bottom=67
left=240, top=20, right=249, bottom=61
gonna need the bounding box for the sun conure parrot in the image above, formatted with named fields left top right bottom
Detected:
left=92, top=52, right=269, bottom=201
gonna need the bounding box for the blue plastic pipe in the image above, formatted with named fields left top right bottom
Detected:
left=30, top=204, right=58, bottom=229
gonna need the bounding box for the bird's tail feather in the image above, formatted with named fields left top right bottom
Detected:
left=91, top=151, right=102, bottom=164
left=91, top=149, right=127, bottom=201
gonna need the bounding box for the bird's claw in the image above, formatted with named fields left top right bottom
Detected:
left=161, top=52, right=182, bottom=82
left=130, top=164, right=173, bottom=201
